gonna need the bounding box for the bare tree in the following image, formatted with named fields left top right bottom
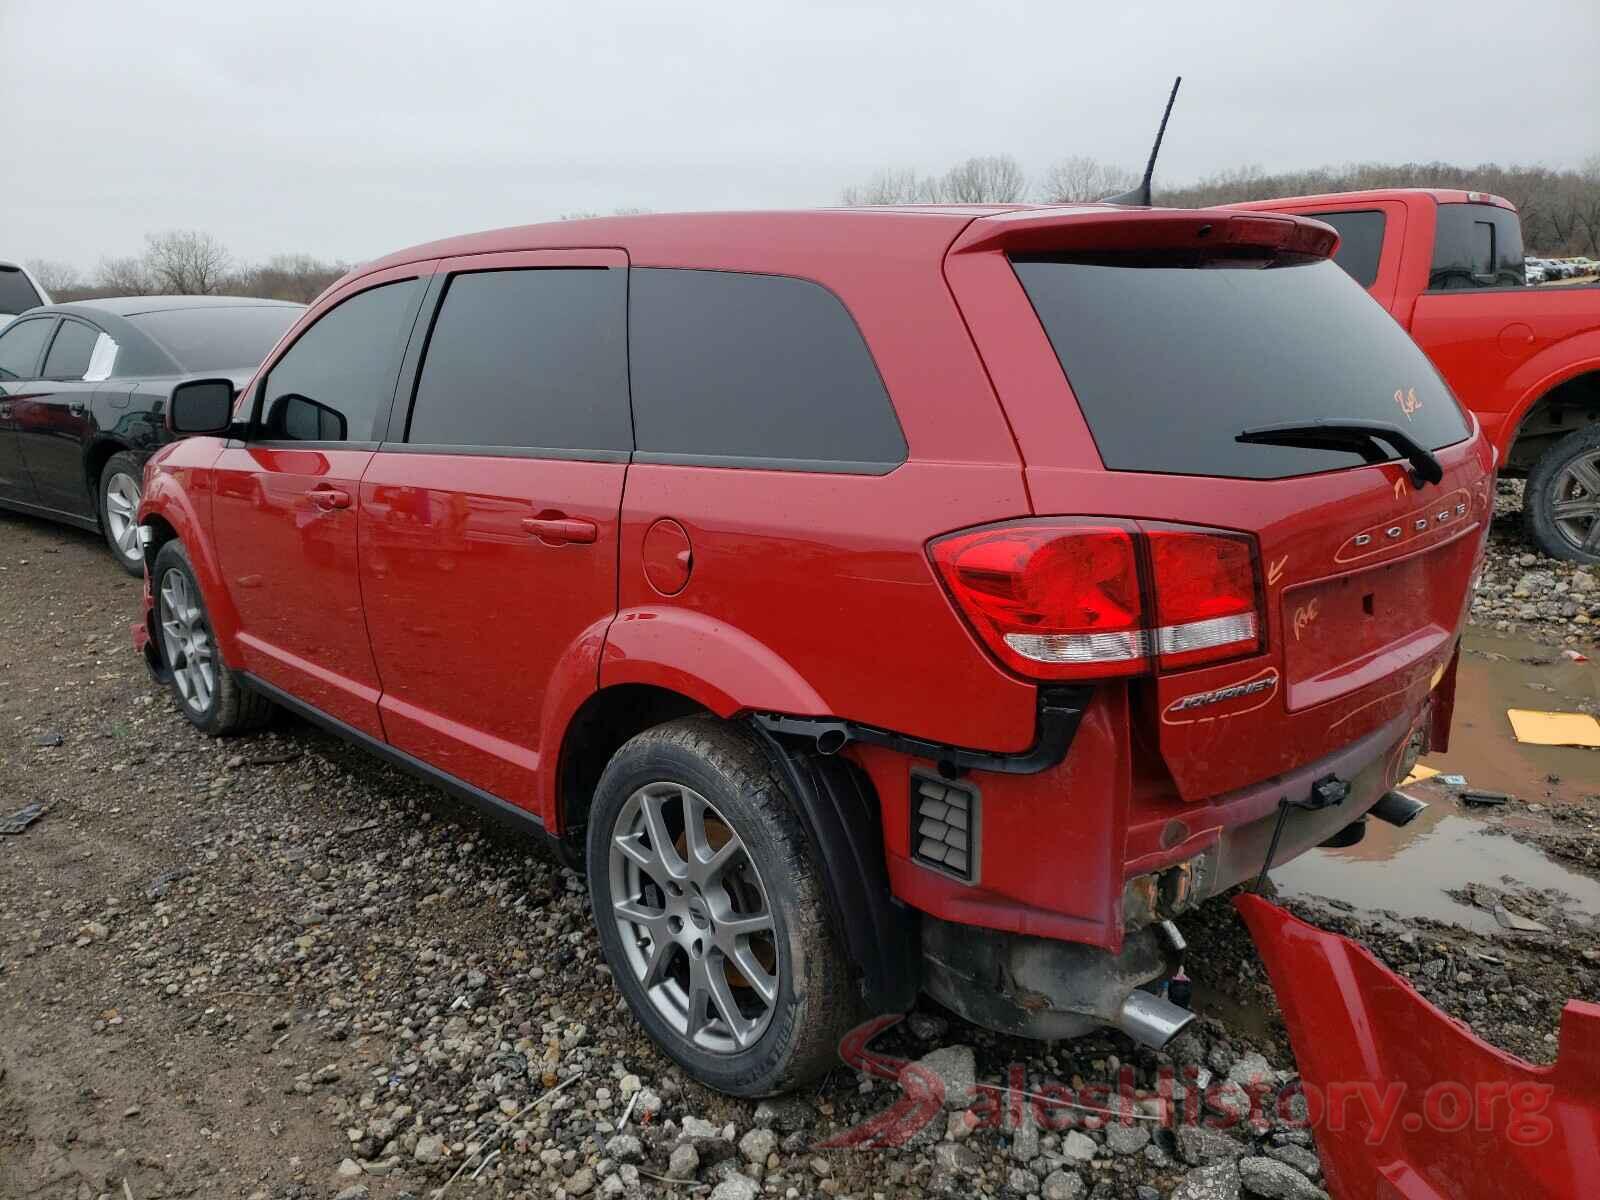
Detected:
left=94, top=255, right=156, bottom=296
left=840, top=168, right=938, bottom=206
left=25, top=259, right=84, bottom=297
left=935, top=155, right=1028, bottom=204
left=143, top=230, right=231, bottom=294
left=234, top=254, right=349, bottom=304
left=1037, top=156, right=1138, bottom=203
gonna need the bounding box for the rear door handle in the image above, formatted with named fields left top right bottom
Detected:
left=522, top=516, right=598, bottom=545
left=310, top=486, right=352, bottom=511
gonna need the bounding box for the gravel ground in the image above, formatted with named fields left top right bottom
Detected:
left=1, top=491, right=1595, bottom=1200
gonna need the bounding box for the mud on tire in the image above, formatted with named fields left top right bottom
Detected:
left=1523, top=423, right=1600, bottom=563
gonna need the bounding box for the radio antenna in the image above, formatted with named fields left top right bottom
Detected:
left=1102, top=75, right=1182, bottom=207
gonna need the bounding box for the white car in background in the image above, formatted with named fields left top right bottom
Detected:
left=0, top=261, right=51, bottom=329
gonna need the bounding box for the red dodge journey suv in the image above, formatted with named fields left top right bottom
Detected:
left=135, top=205, right=1492, bottom=1096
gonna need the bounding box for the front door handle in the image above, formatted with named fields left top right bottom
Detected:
left=0, top=402, right=11, bottom=419
left=68, top=402, right=88, bottom=417
left=309, top=486, right=352, bottom=511
left=522, top=516, right=598, bottom=545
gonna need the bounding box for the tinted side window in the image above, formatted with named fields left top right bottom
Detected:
left=629, top=268, right=906, bottom=471
left=1307, top=210, right=1386, bottom=288
left=259, top=279, right=422, bottom=443
left=0, top=317, right=54, bottom=380
left=42, top=320, right=99, bottom=380
left=406, top=268, right=630, bottom=453
left=1430, top=203, right=1525, bottom=290
left=0, top=267, right=43, bottom=314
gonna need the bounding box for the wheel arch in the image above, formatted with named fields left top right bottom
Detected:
left=138, top=476, right=244, bottom=662
left=82, top=436, right=136, bottom=510
left=1503, top=362, right=1600, bottom=475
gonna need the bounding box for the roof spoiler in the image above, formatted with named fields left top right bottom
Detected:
left=950, top=207, right=1341, bottom=262
left=1101, top=76, right=1182, bottom=208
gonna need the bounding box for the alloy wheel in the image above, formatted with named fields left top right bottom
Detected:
left=608, top=782, right=779, bottom=1053
left=104, top=472, right=143, bottom=563
left=1550, top=449, right=1600, bottom=557
left=158, top=569, right=215, bottom=714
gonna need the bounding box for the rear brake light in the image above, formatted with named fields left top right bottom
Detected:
left=929, top=519, right=1263, bottom=681
left=1146, top=528, right=1260, bottom=670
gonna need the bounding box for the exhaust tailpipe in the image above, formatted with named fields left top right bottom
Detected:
left=1370, top=791, right=1427, bottom=828
left=1115, top=989, right=1197, bottom=1049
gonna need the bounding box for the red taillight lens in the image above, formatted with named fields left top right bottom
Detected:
left=1146, top=528, right=1261, bottom=670
left=929, top=520, right=1263, bottom=681
left=929, top=522, right=1146, bottom=680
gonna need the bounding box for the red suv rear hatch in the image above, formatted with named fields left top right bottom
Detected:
left=945, top=208, right=1495, bottom=800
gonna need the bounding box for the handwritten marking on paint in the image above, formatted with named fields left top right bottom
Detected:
left=1267, top=556, right=1287, bottom=588
left=1292, top=597, right=1320, bottom=642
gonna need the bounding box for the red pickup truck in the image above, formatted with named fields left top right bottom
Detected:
left=1237, top=189, right=1600, bottom=562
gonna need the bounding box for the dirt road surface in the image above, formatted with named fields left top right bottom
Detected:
left=2, top=487, right=1595, bottom=1200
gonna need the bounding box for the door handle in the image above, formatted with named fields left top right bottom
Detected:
left=309, top=486, right=352, bottom=511
left=68, top=402, right=88, bottom=417
left=522, top=516, right=598, bottom=545
left=0, top=402, right=10, bottom=419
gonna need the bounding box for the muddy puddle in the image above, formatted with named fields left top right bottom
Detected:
left=1270, top=630, right=1600, bottom=932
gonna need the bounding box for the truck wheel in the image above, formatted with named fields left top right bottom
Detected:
left=151, top=540, right=275, bottom=735
left=1524, top=424, right=1600, bottom=563
left=586, top=717, right=856, bottom=1096
left=98, top=451, right=146, bottom=576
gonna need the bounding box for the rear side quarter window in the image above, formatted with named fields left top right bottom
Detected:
left=629, top=268, right=907, bottom=473
left=1306, top=210, right=1386, bottom=288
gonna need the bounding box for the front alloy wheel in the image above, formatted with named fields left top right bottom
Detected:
left=158, top=567, right=215, bottom=715
left=609, top=782, right=780, bottom=1052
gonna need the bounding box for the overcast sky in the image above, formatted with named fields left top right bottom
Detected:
left=5, top=0, right=1596, bottom=272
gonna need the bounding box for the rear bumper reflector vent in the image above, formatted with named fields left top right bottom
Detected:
left=912, top=775, right=979, bottom=882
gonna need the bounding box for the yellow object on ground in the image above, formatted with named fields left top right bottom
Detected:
left=1507, top=709, right=1600, bottom=748
left=1402, top=764, right=1440, bottom=784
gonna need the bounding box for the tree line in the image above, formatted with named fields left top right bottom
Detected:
left=29, top=231, right=351, bottom=305
left=841, top=154, right=1600, bottom=255
left=25, top=156, right=1600, bottom=303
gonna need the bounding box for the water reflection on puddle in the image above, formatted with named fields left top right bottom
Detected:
left=1272, top=797, right=1600, bottom=933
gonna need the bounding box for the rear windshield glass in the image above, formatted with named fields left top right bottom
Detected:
left=0, top=267, right=43, bottom=314
left=1012, top=257, right=1470, bottom=480
left=129, top=305, right=301, bottom=373
left=1429, top=203, right=1525, bottom=290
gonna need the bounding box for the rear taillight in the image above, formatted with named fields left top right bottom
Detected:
left=929, top=519, right=1263, bottom=681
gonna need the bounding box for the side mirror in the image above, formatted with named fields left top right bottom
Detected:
left=168, top=379, right=237, bottom=435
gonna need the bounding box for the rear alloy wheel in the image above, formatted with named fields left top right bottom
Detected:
left=98, top=451, right=145, bottom=576
left=1524, top=424, right=1600, bottom=563
left=587, top=718, right=856, bottom=1096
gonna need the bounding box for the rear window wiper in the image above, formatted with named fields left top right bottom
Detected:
left=1236, top=419, right=1444, bottom=487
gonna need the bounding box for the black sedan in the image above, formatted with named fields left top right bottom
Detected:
left=0, top=296, right=302, bottom=573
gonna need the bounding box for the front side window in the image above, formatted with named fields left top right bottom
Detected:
left=0, top=317, right=54, bottom=381
left=1306, top=210, right=1386, bottom=288
left=258, top=279, right=422, bottom=443
left=629, top=268, right=907, bottom=471
left=1429, top=203, right=1525, bottom=290
left=42, top=319, right=100, bottom=380
left=406, top=268, right=630, bottom=453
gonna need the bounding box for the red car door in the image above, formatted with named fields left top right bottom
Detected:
left=210, top=263, right=434, bottom=738
left=359, top=249, right=631, bottom=814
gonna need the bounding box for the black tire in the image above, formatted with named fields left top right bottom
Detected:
left=97, top=450, right=146, bottom=577
left=1523, top=423, right=1600, bottom=563
left=586, top=717, right=856, bottom=1096
left=151, top=540, right=275, bottom=735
